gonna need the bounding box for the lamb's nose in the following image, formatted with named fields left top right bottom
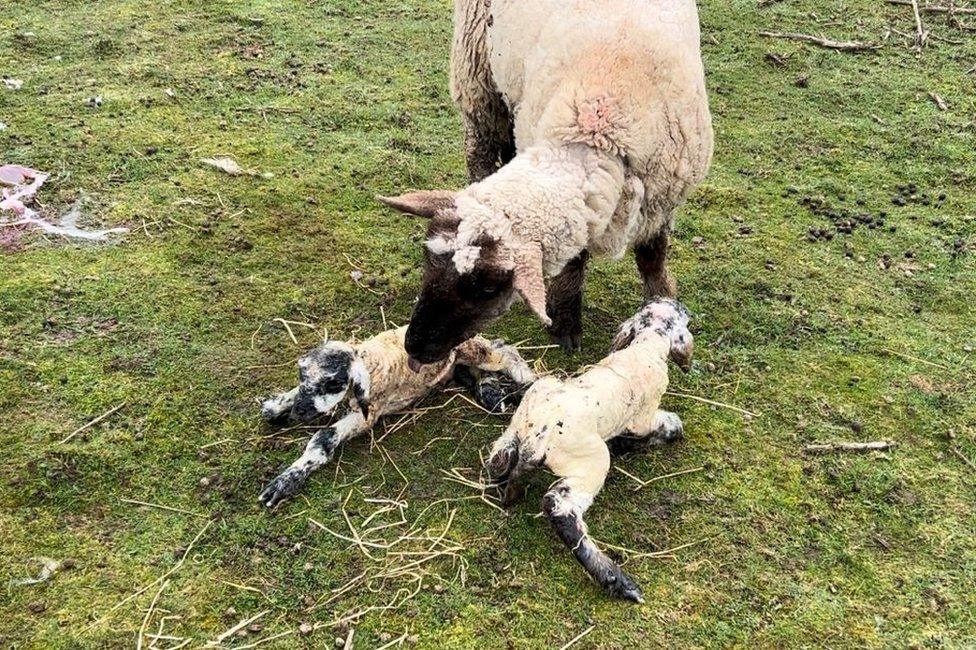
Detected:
left=407, top=356, right=424, bottom=373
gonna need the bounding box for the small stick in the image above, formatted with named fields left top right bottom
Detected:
left=343, top=627, right=355, bottom=650
left=558, top=625, right=595, bottom=650
left=136, top=579, right=169, bottom=650
left=886, top=0, right=976, bottom=14
left=950, top=447, right=976, bottom=472
left=613, top=465, right=647, bottom=487
left=929, top=92, right=948, bottom=110
left=375, top=632, right=409, bottom=650
left=882, top=347, right=950, bottom=370
left=910, top=0, right=929, bottom=50
left=59, top=402, right=127, bottom=444
left=758, top=31, right=881, bottom=51
left=632, top=466, right=706, bottom=492
left=208, top=609, right=269, bottom=646
left=120, top=498, right=208, bottom=518
left=804, top=440, right=896, bottom=454
left=199, top=438, right=234, bottom=449
left=666, top=391, right=760, bottom=418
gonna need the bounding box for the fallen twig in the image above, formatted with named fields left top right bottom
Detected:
left=804, top=440, right=896, bottom=454
left=910, top=0, right=930, bottom=50
left=631, top=466, right=706, bottom=492
left=949, top=447, right=976, bottom=472
left=886, top=0, right=976, bottom=14
left=136, top=579, right=169, bottom=650
left=208, top=609, right=269, bottom=646
left=929, top=92, right=948, bottom=110
left=120, top=497, right=208, bottom=518
left=558, top=625, right=595, bottom=650
left=758, top=31, right=882, bottom=51
left=665, top=391, right=760, bottom=418
left=59, top=402, right=127, bottom=444
left=882, top=347, right=950, bottom=370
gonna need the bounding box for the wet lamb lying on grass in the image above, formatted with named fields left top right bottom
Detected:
left=259, top=325, right=536, bottom=507
left=485, top=298, right=693, bottom=602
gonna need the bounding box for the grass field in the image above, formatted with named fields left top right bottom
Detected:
left=2, top=0, right=975, bottom=647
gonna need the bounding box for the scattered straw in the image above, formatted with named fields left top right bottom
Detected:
left=136, top=579, right=169, bottom=650
left=84, top=519, right=213, bottom=633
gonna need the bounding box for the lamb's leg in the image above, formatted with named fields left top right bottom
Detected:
left=635, top=229, right=676, bottom=300
left=546, top=250, right=589, bottom=353
left=542, top=466, right=644, bottom=603
left=485, top=432, right=526, bottom=506
left=451, top=0, right=514, bottom=181
left=259, top=410, right=367, bottom=508
left=260, top=386, right=299, bottom=423
left=608, top=410, right=684, bottom=456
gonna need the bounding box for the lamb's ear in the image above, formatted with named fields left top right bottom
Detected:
left=349, top=356, right=371, bottom=420
left=376, top=190, right=457, bottom=218
left=609, top=321, right=636, bottom=352
left=513, top=241, right=551, bottom=327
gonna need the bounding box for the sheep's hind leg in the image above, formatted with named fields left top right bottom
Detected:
left=260, top=386, right=299, bottom=423
left=542, top=477, right=644, bottom=603
left=259, top=411, right=367, bottom=508
left=546, top=250, right=589, bottom=353
left=635, top=229, right=676, bottom=300
left=609, top=410, right=684, bottom=456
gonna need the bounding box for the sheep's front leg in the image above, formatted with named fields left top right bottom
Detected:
left=609, top=410, right=684, bottom=456
left=260, top=386, right=299, bottom=423
left=259, top=411, right=367, bottom=507
left=635, top=229, right=676, bottom=300
left=545, top=251, right=588, bottom=353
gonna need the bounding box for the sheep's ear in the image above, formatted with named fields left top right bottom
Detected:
left=349, top=356, right=371, bottom=421
left=513, top=241, right=551, bottom=327
left=376, top=190, right=457, bottom=218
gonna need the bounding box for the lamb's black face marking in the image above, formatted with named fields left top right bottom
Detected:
left=289, top=345, right=354, bottom=422
left=407, top=224, right=516, bottom=364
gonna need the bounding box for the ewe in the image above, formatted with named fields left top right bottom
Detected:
left=380, top=0, right=712, bottom=365
left=485, top=299, right=693, bottom=602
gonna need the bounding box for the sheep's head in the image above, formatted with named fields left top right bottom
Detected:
left=290, top=341, right=370, bottom=421
left=378, top=190, right=549, bottom=368
left=610, top=298, right=694, bottom=371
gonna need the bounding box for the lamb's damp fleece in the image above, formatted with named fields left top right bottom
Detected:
left=485, top=298, right=693, bottom=602
left=259, top=326, right=536, bottom=507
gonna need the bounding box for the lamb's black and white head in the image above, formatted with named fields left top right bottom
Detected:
left=289, top=341, right=371, bottom=421
left=378, top=191, right=550, bottom=368
left=610, top=298, right=694, bottom=371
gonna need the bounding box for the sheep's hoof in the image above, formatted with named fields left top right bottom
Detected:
left=604, top=568, right=644, bottom=604
left=258, top=470, right=306, bottom=508
left=548, top=328, right=582, bottom=354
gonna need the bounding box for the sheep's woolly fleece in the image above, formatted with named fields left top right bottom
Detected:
left=446, top=0, right=713, bottom=276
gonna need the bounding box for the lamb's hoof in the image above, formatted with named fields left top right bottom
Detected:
left=604, top=568, right=644, bottom=603
left=258, top=470, right=306, bottom=508
left=474, top=377, right=507, bottom=413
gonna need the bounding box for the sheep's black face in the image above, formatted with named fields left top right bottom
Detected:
left=406, top=247, right=516, bottom=365
left=289, top=345, right=354, bottom=422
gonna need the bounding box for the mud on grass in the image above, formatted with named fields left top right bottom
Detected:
left=2, top=0, right=975, bottom=648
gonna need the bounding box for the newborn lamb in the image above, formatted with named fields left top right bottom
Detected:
left=485, top=298, right=693, bottom=602
left=259, top=326, right=536, bottom=507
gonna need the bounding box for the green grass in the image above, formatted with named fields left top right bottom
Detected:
left=2, top=0, right=975, bottom=647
